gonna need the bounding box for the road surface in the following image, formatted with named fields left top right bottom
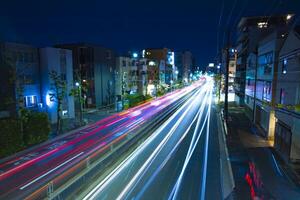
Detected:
left=0, top=78, right=206, bottom=199
left=83, top=79, right=223, bottom=200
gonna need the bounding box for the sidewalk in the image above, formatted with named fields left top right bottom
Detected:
left=225, top=106, right=300, bottom=200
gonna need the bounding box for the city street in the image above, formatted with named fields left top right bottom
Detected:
left=82, top=79, right=223, bottom=200
left=0, top=79, right=206, bottom=199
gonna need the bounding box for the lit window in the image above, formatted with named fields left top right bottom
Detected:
left=24, top=95, right=37, bottom=107
left=257, top=22, right=268, bottom=28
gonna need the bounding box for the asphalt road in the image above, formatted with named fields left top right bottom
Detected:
left=84, top=79, right=222, bottom=200
left=0, top=78, right=206, bottom=199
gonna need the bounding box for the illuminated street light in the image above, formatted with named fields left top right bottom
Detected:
left=133, top=52, right=138, bottom=58
left=175, top=70, right=179, bottom=74
left=208, top=63, right=214, bottom=67
left=149, top=61, right=155, bottom=66
left=75, top=82, right=80, bottom=87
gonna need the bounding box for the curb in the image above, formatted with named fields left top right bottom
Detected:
left=217, top=108, right=235, bottom=199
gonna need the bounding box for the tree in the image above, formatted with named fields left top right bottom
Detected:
left=214, top=74, right=222, bottom=102
left=49, top=70, right=67, bottom=134
left=69, top=70, right=86, bottom=125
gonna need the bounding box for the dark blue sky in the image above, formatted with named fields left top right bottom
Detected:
left=0, top=0, right=299, bottom=68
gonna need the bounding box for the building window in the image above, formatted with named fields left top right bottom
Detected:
left=282, top=59, right=287, bottom=74
left=280, top=88, right=285, bottom=104
left=24, top=95, right=37, bottom=107
left=122, top=60, right=126, bottom=67
left=106, top=51, right=111, bottom=59
left=258, top=52, right=273, bottom=75
left=247, top=79, right=251, bottom=86
left=132, top=60, right=136, bottom=66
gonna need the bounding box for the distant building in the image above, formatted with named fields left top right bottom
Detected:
left=115, top=54, right=148, bottom=96
left=144, top=48, right=176, bottom=86
left=235, top=14, right=293, bottom=106
left=0, top=42, right=41, bottom=118
left=175, top=51, right=193, bottom=82
left=274, top=26, right=300, bottom=162
left=39, top=47, right=75, bottom=123
left=56, top=43, right=116, bottom=108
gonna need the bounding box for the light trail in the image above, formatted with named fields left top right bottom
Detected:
left=83, top=87, right=205, bottom=200
left=115, top=88, right=207, bottom=200
left=170, top=81, right=213, bottom=200
left=133, top=87, right=210, bottom=199
left=200, top=82, right=213, bottom=200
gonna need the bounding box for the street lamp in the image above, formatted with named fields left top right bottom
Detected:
left=75, top=82, right=83, bottom=124
left=133, top=52, right=138, bottom=58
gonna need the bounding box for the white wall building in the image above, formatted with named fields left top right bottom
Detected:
left=39, top=47, right=75, bottom=123
left=275, top=27, right=300, bottom=162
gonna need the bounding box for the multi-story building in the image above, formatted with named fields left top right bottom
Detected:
left=144, top=48, right=176, bottom=86
left=175, top=51, right=193, bottom=82
left=56, top=43, right=116, bottom=108
left=0, top=42, right=41, bottom=118
left=0, top=43, right=76, bottom=124
left=236, top=14, right=292, bottom=106
left=115, top=54, right=148, bottom=97
left=274, top=26, right=300, bottom=162
left=39, top=47, right=75, bottom=123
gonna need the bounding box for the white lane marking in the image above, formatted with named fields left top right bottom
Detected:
left=83, top=88, right=204, bottom=200
left=19, top=152, right=84, bottom=190
left=271, top=153, right=283, bottom=176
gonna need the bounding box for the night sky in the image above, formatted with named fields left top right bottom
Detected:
left=0, top=0, right=299, bottom=69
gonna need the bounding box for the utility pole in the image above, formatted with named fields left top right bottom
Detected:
left=224, top=30, right=230, bottom=122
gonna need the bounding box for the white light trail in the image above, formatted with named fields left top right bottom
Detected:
left=134, top=87, right=210, bottom=199
left=200, top=82, right=213, bottom=200
left=171, top=81, right=213, bottom=200
left=83, top=88, right=205, bottom=200
left=116, top=89, right=206, bottom=200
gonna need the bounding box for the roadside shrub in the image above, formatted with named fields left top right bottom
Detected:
left=0, top=119, right=23, bottom=158
left=126, top=94, right=145, bottom=107
left=23, top=112, right=50, bottom=146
